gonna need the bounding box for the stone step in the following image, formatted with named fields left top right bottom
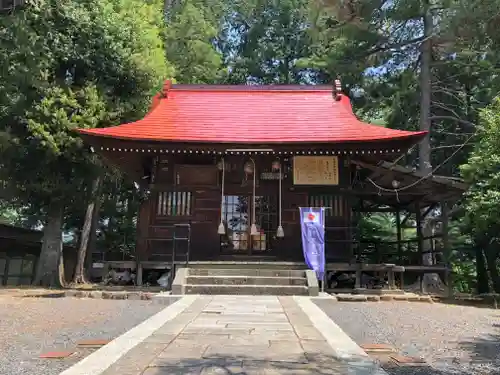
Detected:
left=185, top=275, right=307, bottom=286
left=188, top=268, right=306, bottom=278
left=186, top=261, right=307, bottom=270
left=184, top=284, right=309, bottom=295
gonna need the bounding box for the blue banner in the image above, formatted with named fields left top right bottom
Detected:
left=299, top=207, right=325, bottom=280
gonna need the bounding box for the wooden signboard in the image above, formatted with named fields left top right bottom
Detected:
left=293, top=156, right=339, bottom=185
left=175, top=165, right=218, bottom=186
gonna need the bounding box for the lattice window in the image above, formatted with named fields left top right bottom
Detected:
left=308, top=194, right=345, bottom=217
left=157, top=191, right=193, bottom=216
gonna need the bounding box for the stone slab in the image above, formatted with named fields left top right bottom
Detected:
left=186, top=322, right=225, bottom=329
left=68, top=295, right=376, bottom=375
left=299, top=339, right=339, bottom=364
left=225, top=323, right=293, bottom=331
left=143, top=366, right=203, bottom=375
left=100, top=343, right=168, bottom=375
left=144, top=334, right=177, bottom=344
left=200, top=364, right=245, bottom=375
left=144, top=359, right=243, bottom=375
left=240, top=361, right=347, bottom=374
left=294, top=296, right=389, bottom=375
left=152, top=344, right=209, bottom=364
left=176, top=333, right=230, bottom=341
left=213, top=313, right=288, bottom=320
left=181, top=327, right=254, bottom=335
left=59, top=295, right=200, bottom=375
left=293, top=325, right=325, bottom=340
left=249, top=330, right=298, bottom=341
left=154, top=323, right=194, bottom=335
left=175, top=334, right=272, bottom=347
left=203, top=344, right=308, bottom=363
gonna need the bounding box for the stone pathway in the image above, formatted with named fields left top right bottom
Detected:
left=61, top=295, right=386, bottom=375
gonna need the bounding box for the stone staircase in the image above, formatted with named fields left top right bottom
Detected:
left=171, top=262, right=318, bottom=296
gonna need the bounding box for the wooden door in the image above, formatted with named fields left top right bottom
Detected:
left=219, top=195, right=277, bottom=255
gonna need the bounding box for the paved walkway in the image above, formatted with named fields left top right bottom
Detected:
left=60, top=296, right=386, bottom=375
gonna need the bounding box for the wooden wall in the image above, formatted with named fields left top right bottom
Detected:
left=136, top=154, right=354, bottom=262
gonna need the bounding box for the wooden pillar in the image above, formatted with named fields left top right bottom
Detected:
left=354, top=197, right=363, bottom=289
left=2, top=256, right=9, bottom=286
left=354, top=197, right=362, bottom=262
left=355, top=267, right=362, bottom=288
left=415, top=202, right=424, bottom=293
left=387, top=266, right=395, bottom=290
left=136, top=264, right=143, bottom=287
left=135, top=195, right=151, bottom=286
left=396, top=209, right=402, bottom=264
left=441, top=201, right=452, bottom=297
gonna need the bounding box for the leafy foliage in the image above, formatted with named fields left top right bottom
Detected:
left=461, top=99, right=500, bottom=234
left=0, top=0, right=171, bottom=285
left=165, top=0, right=226, bottom=83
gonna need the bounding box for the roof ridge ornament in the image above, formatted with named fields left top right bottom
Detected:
left=163, top=79, right=173, bottom=98
left=333, top=78, right=342, bottom=101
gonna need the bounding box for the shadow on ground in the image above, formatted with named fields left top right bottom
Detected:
left=454, top=323, right=500, bottom=375
left=141, top=352, right=489, bottom=375
left=435, top=298, right=498, bottom=309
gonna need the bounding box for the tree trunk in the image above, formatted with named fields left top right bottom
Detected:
left=84, top=182, right=103, bottom=278
left=73, top=175, right=102, bottom=284
left=33, top=201, right=65, bottom=287
left=419, top=2, right=432, bottom=175
left=484, top=244, right=500, bottom=293
left=476, top=245, right=489, bottom=294
left=418, top=2, right=444, bottom=291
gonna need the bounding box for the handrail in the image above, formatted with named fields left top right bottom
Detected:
left=170, top=222, right=191, bottom=288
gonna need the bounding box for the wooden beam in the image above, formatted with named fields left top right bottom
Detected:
left=401, top=211, right=412, bottom=227
left=353, top=207, right=398, bottom=213
left=396, top=209, right=402, bottom=264
left=343, top=189, right=425, bottom=197
left=441, top=201, right=451, bottom=296
left=421, top=203, right=437, bottom=219
left=415, top=201, right=424, bottom=293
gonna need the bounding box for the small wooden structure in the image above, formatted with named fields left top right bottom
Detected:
left=0, top=224, right=77, bottom=286
left=0, top=224, right=41, bottom=285
left=78, top=81, right=466, bottom=289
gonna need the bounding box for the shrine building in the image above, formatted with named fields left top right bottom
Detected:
left=78, top=80, right=466, bottom=294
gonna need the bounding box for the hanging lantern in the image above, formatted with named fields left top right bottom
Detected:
left=244, top=161, right=254, bottom=174
left=218, top=221, right=226, bottom=235
left=271, top=160, right=281, bottom=171
left=275, top=158, right=284, bottom=238
left=276, top=225, right=284, bottom=238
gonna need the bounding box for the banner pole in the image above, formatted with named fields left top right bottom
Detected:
left=299, top=206, right=329, bottom=293
left=321, top=207, right=326, bottom=293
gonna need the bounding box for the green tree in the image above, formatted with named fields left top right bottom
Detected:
left=165, top=0, right=226, bottom=83
left=219, top=0, right=315, bottom=84
left=461, top=98, right=500, bottom=293
left=0, top=0, right=172, bottom=286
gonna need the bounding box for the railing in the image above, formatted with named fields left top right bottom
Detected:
left=169, top=223, right=191, bottom=287
left=323, top=224, right=447, bottom=267
left=322, top=238, right=446, bottom=265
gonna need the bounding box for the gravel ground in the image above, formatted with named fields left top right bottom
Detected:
left=314, top=299, right=500, bottom=375
left=0, top=296, right=178, bottom=375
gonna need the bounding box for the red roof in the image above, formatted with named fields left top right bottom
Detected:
left=78, top=84, right=426, bottom=144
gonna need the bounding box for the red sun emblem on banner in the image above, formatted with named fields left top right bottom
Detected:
left=307, top=213, right=315, bottom=221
